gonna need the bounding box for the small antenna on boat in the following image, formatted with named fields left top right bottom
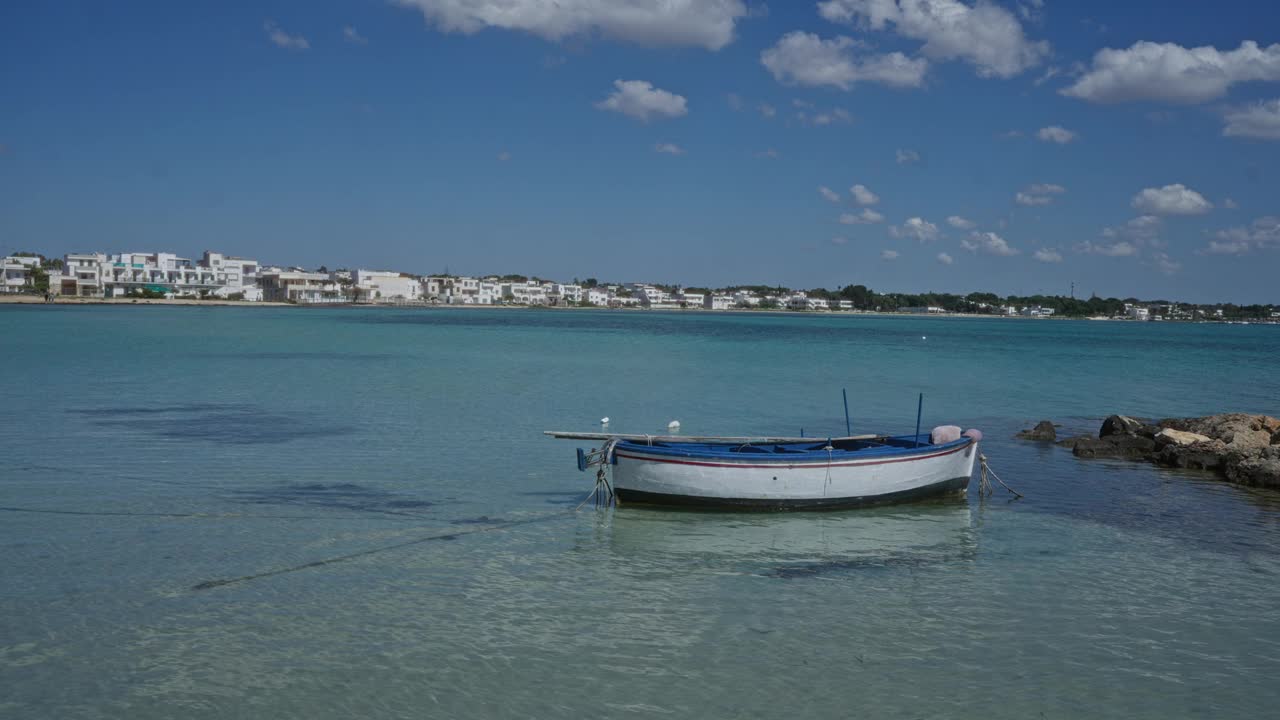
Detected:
left=914, top=392, right=924, bottom=448
left=842, top=388, right=851, bottom=437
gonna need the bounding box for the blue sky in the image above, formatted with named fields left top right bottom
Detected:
left=2, top=1, right=1278, bottom=302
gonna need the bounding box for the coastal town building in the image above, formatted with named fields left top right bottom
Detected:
left=500, top=281, right=547, bottom=305
left=1126, top=305, right=1150, bottom=321
left=899, top=306, right=946, bottom=314
left=704, top=293, right=735, bottom=310
left=2, top=256, right=41, bottom=293
left=787, top=293, right=830, bottom=311
left=259, top=269, right=345, bottom=303
left=586, top=289, right=610, bottom=306
left=43, top=250, right=261, bottom=299
left=676, top=291, right=704, bottom=308
left=733, top=291, right=761, bottom=307
left=202, top=252, right=261, bottom=301
left=1020, top=306, right=1056, bottom=317
left=351, top=269, right=421, bottom=302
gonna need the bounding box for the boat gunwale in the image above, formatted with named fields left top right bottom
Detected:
left=614, top=434, right=974, bottom=465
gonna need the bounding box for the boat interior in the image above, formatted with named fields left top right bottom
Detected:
left=617, top=434, right=968, bottom=458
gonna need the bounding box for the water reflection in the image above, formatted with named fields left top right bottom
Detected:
left=604, top=499, right=976, bottom=577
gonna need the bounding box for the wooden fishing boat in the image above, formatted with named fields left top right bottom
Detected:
left=545, top=429, right=981, bottom=510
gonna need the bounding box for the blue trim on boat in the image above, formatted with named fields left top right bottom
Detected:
left=614, top=434, right=972, bottom=464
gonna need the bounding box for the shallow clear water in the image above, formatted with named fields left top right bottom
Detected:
left=2, top=306, right=1279, bottom=718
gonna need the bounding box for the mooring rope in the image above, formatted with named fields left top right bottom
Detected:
left=979, top=453, right=1023, bottom=499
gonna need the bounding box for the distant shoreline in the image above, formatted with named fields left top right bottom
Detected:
left=1, top=295, right=1269, bottom=323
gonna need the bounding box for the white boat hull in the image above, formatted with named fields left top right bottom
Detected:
left=612, top=439, right=978, bottom=509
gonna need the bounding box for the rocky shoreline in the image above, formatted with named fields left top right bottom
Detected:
left=1017, top=413, right=1280, bottom=489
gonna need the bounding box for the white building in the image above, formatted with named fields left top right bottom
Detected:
left=585, top=289, right=610, bottom=306
left=787, top=293, right=829, bottom=311
left=704, top=293, right=735, bottom=310
left=500, top=282, right=548, bottom=305
left=733, top=291, right=761, bottom=307
left=352, top=269, right=421, bottom=303
left=2, top=256, right=41, bottom=293
left=1020, top=306, right=1055, bottom=317
left=58, top=253, right=107, bottom=296
left=1127, top=306, right=1150, bottom=321
left=548, top=283, right=584, bottom=305
left=259, top=270, right=345, bottom=304
left=202, top=251, right=261, bottom=301
left=477, top=280, right=501, bottom=305
left=834, top=299, right=853, bottom=311
left=676, top=291, right=704, bottom=308
left=900, top=306, right=946, bottom=314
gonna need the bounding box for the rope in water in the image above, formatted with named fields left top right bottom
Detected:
left=979, top=453, right=1024, bottom=499
left=576, top=437, right=621, bottom=510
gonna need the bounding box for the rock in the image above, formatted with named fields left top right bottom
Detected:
left=1016, top=420, right=1057, bottom=442
left=1100, top=415, right=1144, bottom=438
left=1055, top=434, right=1092, bottom=449
left=1159, top=413, right=1280, bottom=449
left=1224, top=447, right=1280, bottom=488
left=1072, top=434, right=1156, bottom=459
left=1154, top=428, right=1212, bottom=447
left=1155, top=439, right=1229, bottom=471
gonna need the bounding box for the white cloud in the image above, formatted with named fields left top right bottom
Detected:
left=1101, top=215, right=1162, bottom=244
left=1223, top=99, right=1280, bottom=140
left=1033, top=247, right=1063, bottom=263
left=890, top=217, right=940, bottom=242
left=831, top=236, right=849, bottom=245
left=1062, top=40, right=1280, bottom=104
left=1036, top=125, right=1077, bottom=144
left=1015, top=183, right=1065, bottom=206
left=496, top=151, right=511, bottom=161
left=758, top=103, right=777, bottom=118
left=343, top=25, right=368, bottom=45
left=937, top=252, right=954, bottom=265
left=265, top=20, right=310, bottom=50
left=895, top=148, right=921, bottom=164
left=1205, top=216, right=1280, bottom=254
left=393, top=0, right=749, bottom=51
left=1151, top=252, right=1181, bottom=275
left=755, top=148, right=780, bottom=159
left=1223, top=197, right=1239, bottom=209
left=819, top=186, right=842, bottom=203
left=1205, top=239, right=1252, bottom=255
left=810, top=108, right=854, bottom=125
left=1078, top=240, right=1138, bottom=257
left=964, top=231, right=1019, bottom=256
left=946, top=215, right=976, bottom=229
left=1131, top=184, right=1212, bottom=215
left=760, top=32, right=928, bottom=90
left=818, top=0, right=1048, bottom=78
left=850, top=183, right=880, bottom=206
left=839, top=208, right=885, bottom=224
left=595, top=80, right=688, bottom=121
left=725, top=93, right=744, bottom=111
left=881, top=249, right=900, bottom=260
left=654, top=142, right=685, bottom=155
left=1027, top=183, right=1065, bottom=194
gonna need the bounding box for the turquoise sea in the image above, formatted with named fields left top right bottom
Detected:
left=2, top=305, right=1279, bottom=718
